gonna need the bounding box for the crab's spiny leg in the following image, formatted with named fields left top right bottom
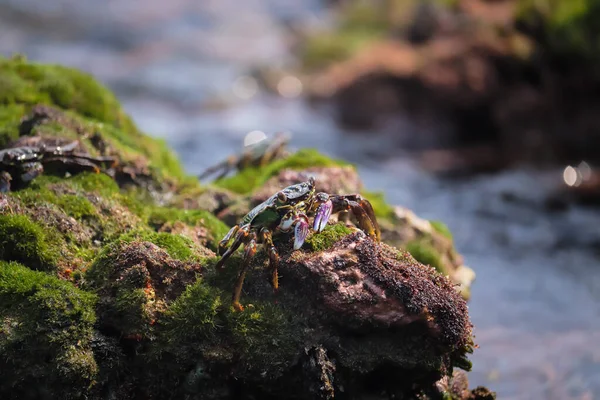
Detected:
left=44, top=153, right=115, bottom=166
left=260, top=228, right=280, bottom=291
left=260, top=141, right=283, bottom=166
left=232, top=233, right=257, bottom=312
left=331, top=196, right=379, bottom=241
left=198, top=155, right=236, bottom=181
left=45, top=157, right=102, bottom=173
left=343, top=195, right=381, bottom=241
left=215, top=224, right=249, bottom=269
left=218, top=225, right=240, bottom=256
left=216, top=156, right=237, bottom=180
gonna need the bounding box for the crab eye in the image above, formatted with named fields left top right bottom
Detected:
left=277, top=192, right=287, bottom=202
left=308, top=176, right=316, bottom=187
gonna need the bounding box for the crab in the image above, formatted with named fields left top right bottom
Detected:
left=198, top=132, right=291, bottom=181
left=215, top=176, right=381, bottom=311
left=0, top=138, right=116, bottom=192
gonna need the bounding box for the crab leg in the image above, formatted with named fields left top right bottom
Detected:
left=42, top=157, right=101, bottom=173
left=330, top=195, right=381, bottom=241
left=260, top=228, right=280, bottom=291
left=198, top=155, right=237, bottom=181
left=348, top=195, right=380, bottom=241
left=232, top=233, right=257, bottom=312
left=215, top=224, right=249, bottom=269
left=218, top=225, right=240, bottom=256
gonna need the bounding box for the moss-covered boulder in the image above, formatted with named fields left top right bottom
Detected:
left=0, top=55, right=493, bottom=399
left=141, top=230, right=477, bottom=400
left=0, top=54, right=187, bottom=189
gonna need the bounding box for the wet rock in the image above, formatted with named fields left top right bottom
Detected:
left=382, top=206, right=475, bottom=300
left=146, top=229, right=476, bottom=399
left=287, top=232, right=471, bottom=351
left=300, top=346, right=336, bottom=400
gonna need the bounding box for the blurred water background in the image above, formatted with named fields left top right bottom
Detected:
left=1, top=1, right=600, bottom=398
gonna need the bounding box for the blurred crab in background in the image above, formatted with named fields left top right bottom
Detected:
left=215, top=176, right=381, bottom=311
left=198, top=131, right=291, bottom=181
left=0, top=137, right=116, bottom=192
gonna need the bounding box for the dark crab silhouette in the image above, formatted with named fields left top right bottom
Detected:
left=0, top=137, right=116, bottom=192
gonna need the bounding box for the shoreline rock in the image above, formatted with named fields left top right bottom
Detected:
left=0, top=54, right=493, bottom=399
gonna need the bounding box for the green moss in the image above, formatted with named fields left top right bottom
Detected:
left=430, top=220, right=453, bottom=240
left=114, top=287, right=152, bottom=335
left=161, top=280, right=222, bottom=343
left=215, top=148, right=352, bottom=194
left=305, top=223, right=353, bottom=252
left=14, top=181, right=97, bottom=221
left=154, top=279, right=300, bottom=384
left=300, top=0, right=460, bottom=69
left=404, top=239, right=445, bottom=274
left=67, top=172, right=120, bottom=197
left=301, top=0, right=388, bottom=69
left=147, top=232, right=197, bottom=262
left=0, top=54, right=135, bottom=131
left=147, top=206, right=230, bottom=245
left=0, top=54, right=189, bottom=185
left=0, top=261, right=98, bottom=398
left=57, top=194, right=97, bottom=220
left=223, top=300, right=300, bottom=375
left=99, top=229, right=208, bottom=264
left=302, top=29, right=384, bottom=70
left=0, top=214, right=59, bottom=271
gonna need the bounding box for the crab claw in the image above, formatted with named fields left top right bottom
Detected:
left=313, top=199, right=333, bottom=233
left=294, top=217, right=309, bottom=250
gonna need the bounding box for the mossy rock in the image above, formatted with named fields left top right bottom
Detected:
left=0, top=54, right=135, bottom=145
left=0, top=55, right=187, bottom=185
left=0, top=261, right=98, bottom=399
left=0, top=56, right=488, bottom=398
